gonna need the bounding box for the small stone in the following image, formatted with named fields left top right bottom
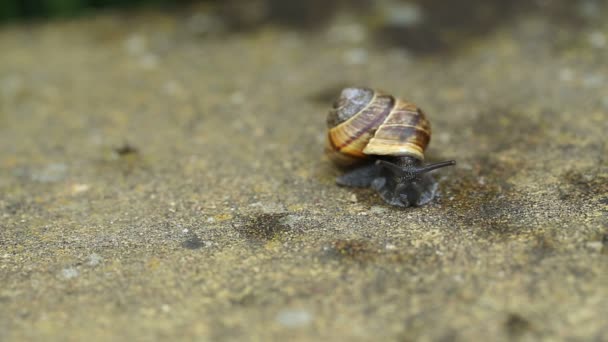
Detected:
left=1, top=75, right=24, bottom=99
left=61, top=267, right=79, bottom=279
left=278, top=214, right=302, bottom=229
left=588, top=31, right=606, bottom=49
left=230, top=91, right=245, bottom=105
left=583, top=74, right=603, bottom=88
left=436, top=132, right=452, bottom=144
left=370, top=206, right=388, bottom=214
left=380, top=1, right=424, bottom=27
left=585, top=241, right=603, bottom=252
left=349, top=194, right=358, bottom=203
left=559, top=68, right=574, bottom=82
left=248, top=202, right=287, bottom=214
left=140, top=53, right=160, bottom=70
left=602, top=97, right=608, bottom=110
left=87, top=253, right=102, bottom=266
left=163, top=80, right=184, bottom=96
left=275, top=309, right=312, bottom=328
left=579, top=1, right=601, bottom=19
left=27, top=163, right=68, bottom=183
left=282, top=160, right=292, bottom=169
left=124, top=34, right=147, bottom=55
left=344, top=48, right=368, bottom=65
left=70, top=183, right=90, bottom=195
left=385, top=243, right=397, bottom=250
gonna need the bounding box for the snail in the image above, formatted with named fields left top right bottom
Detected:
left=325, top=87, right=455, bottom=207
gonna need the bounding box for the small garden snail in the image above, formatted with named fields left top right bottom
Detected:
left=325, top=87, right=455, bottom=207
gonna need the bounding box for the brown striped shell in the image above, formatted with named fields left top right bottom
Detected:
left=326, top=87, right=431, bottom=166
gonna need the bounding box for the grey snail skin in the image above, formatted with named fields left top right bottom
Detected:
left=325, top=87, right=455, bottom=207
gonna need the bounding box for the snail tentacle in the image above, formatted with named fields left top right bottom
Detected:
left=414, top=160, right=457, bottom=174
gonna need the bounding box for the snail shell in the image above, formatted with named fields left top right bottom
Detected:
left=325, top=87, right=431, bottom=166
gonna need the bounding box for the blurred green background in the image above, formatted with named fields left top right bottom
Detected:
left=0, top=0, right=191, bottom=21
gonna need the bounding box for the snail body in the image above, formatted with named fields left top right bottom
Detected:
left=325, top=87, right=455, bottom=207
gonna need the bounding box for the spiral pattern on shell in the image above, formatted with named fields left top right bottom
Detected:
left=325, top=87, right=431, bottom=166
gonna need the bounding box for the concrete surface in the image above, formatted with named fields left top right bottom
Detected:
left=0, top=1, right=607, bottom=341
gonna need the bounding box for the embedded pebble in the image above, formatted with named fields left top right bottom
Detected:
left=585, top=241, right=603, bottom=252
left=124, top=34, right=147, bottom=55
left=275, top=309, right=313, bottom=328
left=70, top=183, right=90, bottom=195
left=1, top=75, right=24, bottom=99
left=20, top=163, right=68, bottom=183
left=163, top=80, right=185, bottom=97
left=583, top=74, right=603, bottom=88
left=248, top=202, right=287, bottom=214
left=601, top=97, right=608, bottom=110
left=344, top=48, right=368, bottom=65
left=87, top=253, right=103, bottom=266
left=61, top=267, right=79, bottom=279
left=230, top=91, right=245, bottom=105
left=588, top=31, right=606, bottom=49
left=278, top=214, right=302, bottom=229
left=370, top=206, right=388, bottom=214
left=559, top=68, right=574, bottom=82
left=379, top=1, right=424, bottom=27
left=140, top=53, right=160, bottom=69
left=579, top=0, right=601, bottom=19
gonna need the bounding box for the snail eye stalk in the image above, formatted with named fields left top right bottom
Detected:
left=413, top=160, right=456, bottom=175
left=375, top=160, right=403, bottom=174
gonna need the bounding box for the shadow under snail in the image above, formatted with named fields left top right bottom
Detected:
left=325, top=87, right=455, bottom=207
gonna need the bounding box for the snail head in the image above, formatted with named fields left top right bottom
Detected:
left=375, top=159, right=456, bottom=206
left=377, top=159, right=455, bottom=182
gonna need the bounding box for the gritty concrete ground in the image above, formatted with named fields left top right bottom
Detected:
left=0, top=1, right=607, bottom=341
